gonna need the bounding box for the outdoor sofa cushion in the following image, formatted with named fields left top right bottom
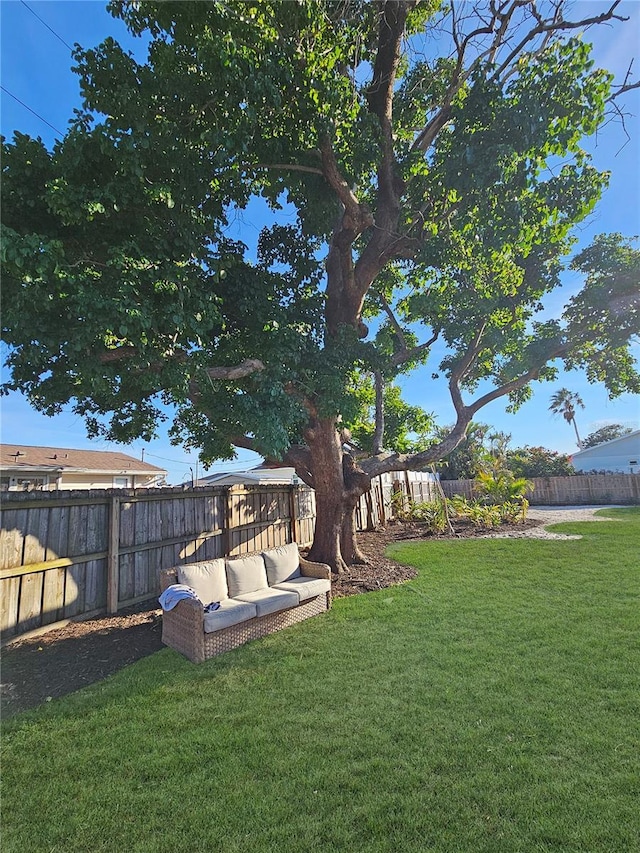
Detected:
left=226, top=553, right=269, bottom=597
left=262, top=543, right=301, bottom=585
left=235, top=587, right=299, bottom=617
left=272, top=575, right=332, bottom=602
left=178, top=558, right=228, bottom=604
left=203, top=598, right=258, bottom=633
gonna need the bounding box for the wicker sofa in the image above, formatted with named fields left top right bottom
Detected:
left=159, top=542, right=332, bottom=663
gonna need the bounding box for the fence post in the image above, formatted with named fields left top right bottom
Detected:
left=222, top=486, right=233, bottom=557
left=364, top=489, right=374, bottom=530
left=107, top=496, right=120, bottom=614
left=404, top=470, right=412, bottom=504
left=378, top=475, right=386, bottom=525
left=289, top=485, right=299, bottom=544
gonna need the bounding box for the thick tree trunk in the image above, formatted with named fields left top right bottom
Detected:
left=340, top=500, right=368, bottom=565
left=305, top=416, right=350, bottom=573
left=304, top=416, right=372, bottom=573
left=340, top=454, right=371, bottom=564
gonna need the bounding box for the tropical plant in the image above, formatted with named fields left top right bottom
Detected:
left=500, top=498, right=530, bottom=524
left=474, top=470, right=533, bottom=506
left=549, top=388, right=585, bottom=447
left=2, top=2, right=639, bottom=571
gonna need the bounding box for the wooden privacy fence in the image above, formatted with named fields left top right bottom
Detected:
left=440, top=473, right=640, bottom=505
left=355, top=471, right=440, bottom=530
left=1, top=470, right=439, bottom=640
left=0, top=484, right=315, bottom=640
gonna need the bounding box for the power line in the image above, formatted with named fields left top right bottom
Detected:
left=0, top=85, right=63, bottom=137
left=143, top=451, right=199, bottom=466
left=144, top=451, right=260, bottom=470
left=20, top=0, right=74, bottom=52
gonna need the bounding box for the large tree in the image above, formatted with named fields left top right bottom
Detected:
left=2, top=1, right=640, bottom=570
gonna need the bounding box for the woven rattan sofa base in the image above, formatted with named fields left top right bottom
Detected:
left=161, top=592, right=330, bottom=663
left=159, top=557, right=332, bottom=663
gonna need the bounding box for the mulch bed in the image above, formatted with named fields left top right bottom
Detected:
left=1, top=519, right=535, bottom=717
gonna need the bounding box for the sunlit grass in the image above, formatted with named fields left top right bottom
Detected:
left=2, top=509, right=638, bottom=852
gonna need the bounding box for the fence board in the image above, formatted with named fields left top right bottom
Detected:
left=84, top=559, right=101, bottom=612
left=1, top=577, right=21, bottom=636
left=134, top=500, right=148, bottom=551
left=134, top=549, right=149, bottom=598
left=46, top=504, right=69, bottom=561
left=119, top=552, right=135, bottom=603
left=120, top=501, right=136, bottom=548
left=0, top=509, right=26, bottom=570
left=64, top=563, right=86, bottom=618
left=41, top=566, right=66, bottom=625
left=23, top=507, right=48, bottom=565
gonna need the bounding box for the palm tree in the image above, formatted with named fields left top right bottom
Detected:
left=549, top=388, right=585, bottom=447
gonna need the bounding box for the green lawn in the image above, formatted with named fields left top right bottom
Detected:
left=2, top=509, right=639, bottom=853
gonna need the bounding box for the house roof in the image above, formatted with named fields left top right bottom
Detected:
left=200, top=466, right=297, bottom=485
left=0, top=444, right=166, bottom=475
left=571, top=429, right=640, bottom=459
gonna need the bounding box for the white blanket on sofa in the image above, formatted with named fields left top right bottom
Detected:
left=159, top=584, right=200, bottom=611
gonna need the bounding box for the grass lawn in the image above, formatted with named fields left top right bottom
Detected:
left=2, top=509, right=639, bottom=853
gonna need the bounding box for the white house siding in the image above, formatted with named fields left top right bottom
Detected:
left=53, top=473, right=159, bottom=490
left=571, top=431, right=640, bottom=474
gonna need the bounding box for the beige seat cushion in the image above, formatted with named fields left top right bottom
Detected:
left=178, top=558, right=228, bottom=604
left=235, top=587, right=299, bottom=617
left=203, top=599, right=258, bottom=633
left=262, top=543, right=301, bottom=585
left=273, top=576, right=331, bottom=602
left=225, top=554, right=269, bottom=598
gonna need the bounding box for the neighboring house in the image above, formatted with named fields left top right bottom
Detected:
left=198, top=464, right=299, bottom=487
left=570, top=430, right=640, bottom=474
left=0, top=444, right=167, bottom=491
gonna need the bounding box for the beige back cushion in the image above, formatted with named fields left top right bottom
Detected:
left=262, top=543, right=301, bottom=585
left=225, top=554, right=269, bottom=598
left=178, top=559, right=228, bottom=604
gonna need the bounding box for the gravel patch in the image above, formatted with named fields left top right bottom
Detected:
left=485, top=505, right=623, bottom=540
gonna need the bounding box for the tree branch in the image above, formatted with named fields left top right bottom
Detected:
left=355, top=1, right=416, bottom=294
left=255, top=162, right=324, bottom=176
left=99, top=345, right=139, bottom=363
left=372, top=370, right=385, bottom=455
left=282, top=443, right=315, bottom=489
left=447, top=323, right=488, bottom=417
left=379, top=290, right=409, bottom=351
left=204, top=358, right=265, bottom=381
left=361, top=415, right=472, bottom=478
left=412, top=1, right=632, bottom=153
left=493, top=1, right=628, bottom=81
left=187, top=359, right=265, bottom=409
left=319, top=136, right=372, bottom=233
left=390, top=332, right=439, bottom=368
left=230, top=434, right=258, bottom=453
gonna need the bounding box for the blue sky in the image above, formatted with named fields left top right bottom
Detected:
left=1, top=0, right=639, bottom=484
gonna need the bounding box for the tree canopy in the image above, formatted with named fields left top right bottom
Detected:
left=581, top=423, right=634, bottom=449
left=2, top=0, right=639, bottom=569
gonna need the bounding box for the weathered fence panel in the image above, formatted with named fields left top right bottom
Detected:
left=2, top=469, right=453, bottom=641
left=354, top=471, right=439, bottom=529
left=0, top=483, right=317, bottom=641
left=439, top=473, right=640, bottom=505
